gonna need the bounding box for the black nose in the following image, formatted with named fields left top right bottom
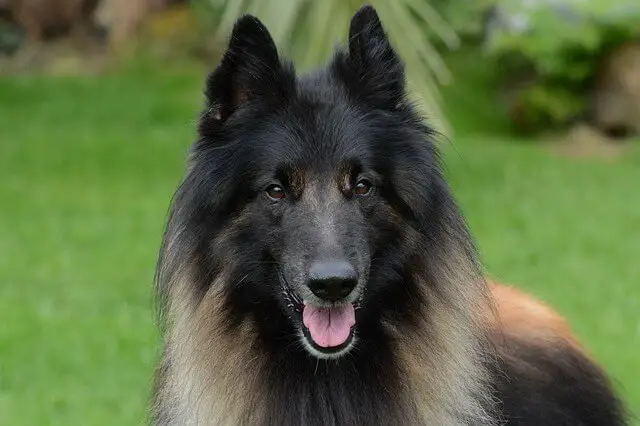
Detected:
left=308, top=260, right=358, bottom=302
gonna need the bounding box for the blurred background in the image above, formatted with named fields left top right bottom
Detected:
left=0, top=0, right=638, bottom=424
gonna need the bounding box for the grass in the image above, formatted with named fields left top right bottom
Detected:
left=0, top=58, right=638, bottom=425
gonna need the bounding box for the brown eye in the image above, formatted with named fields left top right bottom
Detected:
left=354, top=179, right=373, bottom=197
left=266, top=184, right=286, bottom=200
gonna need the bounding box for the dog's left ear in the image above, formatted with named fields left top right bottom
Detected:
left=334, top=5, right=406, bottom=111
left=203, top=15, right=295, bottom=126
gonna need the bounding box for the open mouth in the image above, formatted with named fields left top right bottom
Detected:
left=281, top=275, right=358, bottom=355
left=301, top=303, right=356, bottom=353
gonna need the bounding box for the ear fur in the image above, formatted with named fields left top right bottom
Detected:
left=202, top=15, right=295, bottom=127
left=333, top=5, right=407, bottom=111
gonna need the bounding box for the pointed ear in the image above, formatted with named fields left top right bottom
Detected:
left=203, top=15, right=295, bottom=125
left=333, top=5, right=406, bottom=110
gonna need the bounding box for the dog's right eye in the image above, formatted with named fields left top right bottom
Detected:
left=354, top=179, right=373, bottom=197
left=266, top=185, right=286, bottom=200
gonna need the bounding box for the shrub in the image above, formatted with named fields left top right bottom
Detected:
left=481, top=0, right=640, bottom=132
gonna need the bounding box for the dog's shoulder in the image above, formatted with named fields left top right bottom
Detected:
left=485, top=280, right=627, bottom=426
left=487, top=281, right=578, bottom=346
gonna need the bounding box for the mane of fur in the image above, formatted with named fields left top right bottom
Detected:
left=151, top=198, right=500, bottom=425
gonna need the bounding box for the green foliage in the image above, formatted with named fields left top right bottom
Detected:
left=430, top=0, right=497, bottom=39
left=191, top=0, right=461, bottom=134
left=518, top=83, right=586, bottom=129
left=483, top=0, right=640, bottom=130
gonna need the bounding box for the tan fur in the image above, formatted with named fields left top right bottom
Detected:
left=392, top=249, right=497, bottom=425
left=154, top=212, right=267, bottom=425
left=157, top=210, right=591, bottom=425
left=156, top=224, right=498, bottom=425
left=156, top=249, right=598, bottom=426
left=486, top=280, right=584, bottom=352
left=154, top=272, right=268, bottom=425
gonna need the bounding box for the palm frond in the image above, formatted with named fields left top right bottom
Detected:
left=202, top=0, right=458, bottom=134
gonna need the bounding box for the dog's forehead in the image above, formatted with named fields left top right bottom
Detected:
left=279, top=159, right=353, bottom=186
left=247, top=72, right=383, bottom=178
left=296, top=71, right=346, bottom=104
left=261, top=106, right=368, bottom=166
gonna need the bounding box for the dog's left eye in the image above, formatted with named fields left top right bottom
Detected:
left=354, top=179, right=373, bottom=196
left=266, top=184, right=286, bottom=200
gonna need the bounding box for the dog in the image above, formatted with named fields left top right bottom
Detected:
left=150, top=5, right=627, bottom=425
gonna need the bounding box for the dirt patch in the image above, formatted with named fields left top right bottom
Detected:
left=546, top=123, right=628, bottom=160
left=0, top=37, right=109, bottom=75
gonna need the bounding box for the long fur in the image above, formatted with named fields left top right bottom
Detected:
left=150, top=6, right=627, bottom=426
left=153, top=213, right=497, bottom=425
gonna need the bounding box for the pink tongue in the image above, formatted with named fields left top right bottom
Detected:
left=302, top=303, right=356, bottom=348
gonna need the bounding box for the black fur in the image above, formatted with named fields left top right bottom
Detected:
left=493, top=339, right=627, bottom=425
left=152, top=5, right=627, bottom=425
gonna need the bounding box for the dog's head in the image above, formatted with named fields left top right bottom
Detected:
left=175, top=6, right=449, bottom=359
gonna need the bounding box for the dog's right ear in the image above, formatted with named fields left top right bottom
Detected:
left=203, top=15, right=295, bottom=125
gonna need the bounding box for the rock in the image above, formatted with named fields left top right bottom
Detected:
left=550, top=122, right=625, bottom=160
left=93, top=0, right=185, bottom=51
left=591, top=42, right=640, bottom=138
left=8, top=0, right=100, bottom=42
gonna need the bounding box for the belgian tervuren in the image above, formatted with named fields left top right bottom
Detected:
left=151, top=5, right=627, bottom=425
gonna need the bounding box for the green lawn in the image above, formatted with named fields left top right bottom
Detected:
left=1, top=61, right=638, bottom=425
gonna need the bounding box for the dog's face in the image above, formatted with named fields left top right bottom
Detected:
left=228, top=103, right=397, bottom=359
left=186, top=7, right=440, bottom=359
